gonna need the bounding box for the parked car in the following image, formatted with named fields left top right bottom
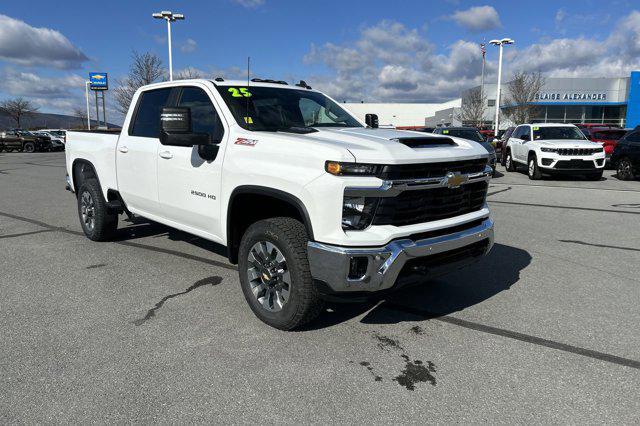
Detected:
left=504, top=123, right=605, bottom=180
left=65, top=78, right=494, bottom=330
left=0, top=130, right=52, bottom=152
left=610, top=127, right=640, bottom=180
left=497, top=127, right=515, bottom=165
left=578, top=127, right=627, bottom=163
left=41, top=129, right=67, bottom=143
left=433, top=127, right=496, bottom=175
left=34, top=131, right=65, bottom=151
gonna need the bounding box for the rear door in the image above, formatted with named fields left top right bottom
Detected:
left=626, top=132, right=640, bottom=165
left=156, top=84, right=228, bottom=240
left=116, top=87, right=173, bottom=216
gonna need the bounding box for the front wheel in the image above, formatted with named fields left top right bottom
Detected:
left=528, top=156, right=542, bottom=180
left=238, top=217, right=323, bottom=330
left=617, top=158, right=635, bottom=181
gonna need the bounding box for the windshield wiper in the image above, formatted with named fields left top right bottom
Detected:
left=276, top=126, right=318, bottom=134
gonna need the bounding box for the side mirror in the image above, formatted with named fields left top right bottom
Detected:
left=365, top=113, right=379, bottom=129
left=159, top=107, right=211, bottom=147
left=521, top=133, right=530, bottom=142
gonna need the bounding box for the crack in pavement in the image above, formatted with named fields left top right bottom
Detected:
left=0, top=229, right=54, bottom=239
left=559, top=239, right=640, bottom=253
left=132, top=276, right=223, bottom=326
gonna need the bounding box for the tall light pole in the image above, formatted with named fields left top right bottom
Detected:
left=85, top=81, right=91, bottom=130
left=480, top=42, right=486, bottom=128
left=152, top=10, right=185, bottom=81
left=489, top=38, right=514, bottom=133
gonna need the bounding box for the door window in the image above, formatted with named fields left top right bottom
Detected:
left=178, top=87, right=223, bottom=141
left=130, top=88, right=173, bottom=138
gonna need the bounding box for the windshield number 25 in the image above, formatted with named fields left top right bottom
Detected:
left=228, top=88, right=252, bottom=98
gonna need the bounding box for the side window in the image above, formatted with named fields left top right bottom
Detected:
left=512, top=126, right=523, bottom=139
left=521, top=126, right=531, bottom=140
left=130, top=88, right=173, bottom=138
left=626, top=132, right=640, bottom=143
left=177, top=87, right=222, bottom=140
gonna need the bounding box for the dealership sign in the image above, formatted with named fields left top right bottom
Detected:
left=89, top=72, right=108, bottom=90
left=534, top=92, right=607, bottom=102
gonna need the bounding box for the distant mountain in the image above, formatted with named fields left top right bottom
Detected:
left=0, top=111, right=119, bottom=130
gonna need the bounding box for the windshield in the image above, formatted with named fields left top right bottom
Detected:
left=593, top=130, right=626, bottom=140
left=533, top=126, right=586, bottom=141
left=442, top=129, right=485, bottom=142
left=216, top=85, right=362, bottom=131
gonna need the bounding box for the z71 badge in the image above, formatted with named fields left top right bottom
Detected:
left=235, top=137, right=258, bottom=147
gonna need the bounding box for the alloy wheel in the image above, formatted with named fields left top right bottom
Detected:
left=247, top=241, right=291, bottom=312
left=618, top=159, right=633, bottom=180
left=80, top=191, right=96, bottom=232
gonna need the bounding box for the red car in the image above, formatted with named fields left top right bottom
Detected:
left=580, top=127, right=628, bottom=159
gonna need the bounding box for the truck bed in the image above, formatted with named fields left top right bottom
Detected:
left=65, top=130, right=120, bottom=196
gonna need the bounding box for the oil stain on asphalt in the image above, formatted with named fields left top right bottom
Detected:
left=132, top=276, right=222, bottom=326
left=356, top=332, right=437, bottom=390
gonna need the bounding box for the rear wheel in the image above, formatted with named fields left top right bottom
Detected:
left=238, top=217, right=323, bottom=330
left=23, top=142, right=35, bottom=153
left=528, top=155, right=542, bottom=180
left=77, top=178, right=117, bottom=241
left=617, top=158, right=635, bottom=181
left=505, top=150, right=515, bottom=172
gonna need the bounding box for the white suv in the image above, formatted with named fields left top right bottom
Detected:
left=504, top=123, right=605, bottom=180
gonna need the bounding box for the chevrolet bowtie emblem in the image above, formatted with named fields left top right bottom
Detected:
left=444, top=172, right=468, bottom=188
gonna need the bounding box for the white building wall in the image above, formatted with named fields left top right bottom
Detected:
left=343, top=99, right=461, bottom=127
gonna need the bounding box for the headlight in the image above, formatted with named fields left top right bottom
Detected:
left=342, top=196, right=379, bottom=230
left=326, top=161, right=382, bottom=176
left=541, top=147, right=557, bottom=153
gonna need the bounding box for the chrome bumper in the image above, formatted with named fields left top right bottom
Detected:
left=307, top=218, right=494, bottom=293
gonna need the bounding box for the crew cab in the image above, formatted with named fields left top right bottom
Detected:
left=504, top=123, right=605, bottom=180
left=65, top=78, right=494, bottom=330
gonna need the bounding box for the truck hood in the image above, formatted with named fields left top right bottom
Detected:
left=538, top=139, right=601, bottom=148
left=270, top=127, right=490, bottom=164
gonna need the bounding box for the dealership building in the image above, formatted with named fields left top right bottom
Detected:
left=426, top=71, right=640, bottom=129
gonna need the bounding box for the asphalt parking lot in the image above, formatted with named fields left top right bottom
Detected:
left=1, top=151, right=639, bottom=423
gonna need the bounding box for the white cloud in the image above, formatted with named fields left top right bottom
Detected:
left=232, top=0, right=265, bottom=8
left=0, top=68, right=84, bottom=98
left=452, top=6, right=501, bottom=32
left=0, top=14, right=88, bottom=69
left=180, top=38, right=197, bottom=53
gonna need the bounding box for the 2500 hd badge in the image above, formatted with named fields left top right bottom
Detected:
left=191, top=189, right=216, bottom=200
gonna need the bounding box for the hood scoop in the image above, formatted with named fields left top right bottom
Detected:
left=394, top=137, right=457, bottom=148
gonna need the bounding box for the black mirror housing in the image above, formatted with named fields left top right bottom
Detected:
left=365, top=113, right=379, bottom=129
left=159, top=106, right=212, bottom=147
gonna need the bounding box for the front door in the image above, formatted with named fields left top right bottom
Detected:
left=156, top=84, right=227, bottom=240
left=116, top=87, right=173, bottom=216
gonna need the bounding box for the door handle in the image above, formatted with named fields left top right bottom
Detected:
left=118, top=146, right=129, bottom=153
left=159, top=151, right=173, bottom=159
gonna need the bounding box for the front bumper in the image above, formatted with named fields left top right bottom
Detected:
left=307, top=217, right=493, bottom=293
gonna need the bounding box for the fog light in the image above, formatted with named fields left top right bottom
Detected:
left=541, top=158, right=553, bottom=166
left=342, top=196, right=379, bottom=230
left=348, top=256, right=368, bottom=280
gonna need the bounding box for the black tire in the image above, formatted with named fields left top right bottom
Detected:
left=617, top=158, right=635, bottom=181
left=586, top=170, right=603, bottom=181
left=527, top=155, right=542, bottom=180
left=76, top=178, right=117, bottom=241
left=23, top=142, right=35, bottom=153
left=238, top=217, right=323, bottom=330
left=505, top=150, right=516, bottom=172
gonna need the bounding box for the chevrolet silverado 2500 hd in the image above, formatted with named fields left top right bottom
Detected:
left=65, top=79, right=494, bottom=330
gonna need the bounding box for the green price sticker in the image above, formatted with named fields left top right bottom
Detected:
left=443, top=130, right=449, bottom=134
left=228, top=87, right=252, bottom=98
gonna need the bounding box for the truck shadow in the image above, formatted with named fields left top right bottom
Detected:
left=114, top=217, right=228, bottom=258
left=303, top=243, right=532, bottom=330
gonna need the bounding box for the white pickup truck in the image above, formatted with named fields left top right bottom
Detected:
left=65, top=78, right=494, bottom=329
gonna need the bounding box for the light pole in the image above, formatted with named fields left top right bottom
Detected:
left=152, top=10, right=185, bottom=81
left=85, top=81, right=91, bottom=130
left=489, top=38, right=514, bottom=134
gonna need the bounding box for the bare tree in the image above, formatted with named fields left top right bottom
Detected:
left=114, top=51, right=166, bottom=115
left=0, top=98, right=39, bottom=128
left=175, top=67, right=203, bottom=80
left=456, top=87, right=486, bottom=127
left=503, top=71, right=546, bottom=125
left=73, top=106, right=89, bottom=129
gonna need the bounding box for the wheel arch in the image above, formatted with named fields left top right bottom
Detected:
left=226, top=186, right=314, bottom=264
left=72, top=159, right=103, bottom=197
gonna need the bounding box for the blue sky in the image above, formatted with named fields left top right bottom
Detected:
left=1, top=0, right=639, bottom=122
